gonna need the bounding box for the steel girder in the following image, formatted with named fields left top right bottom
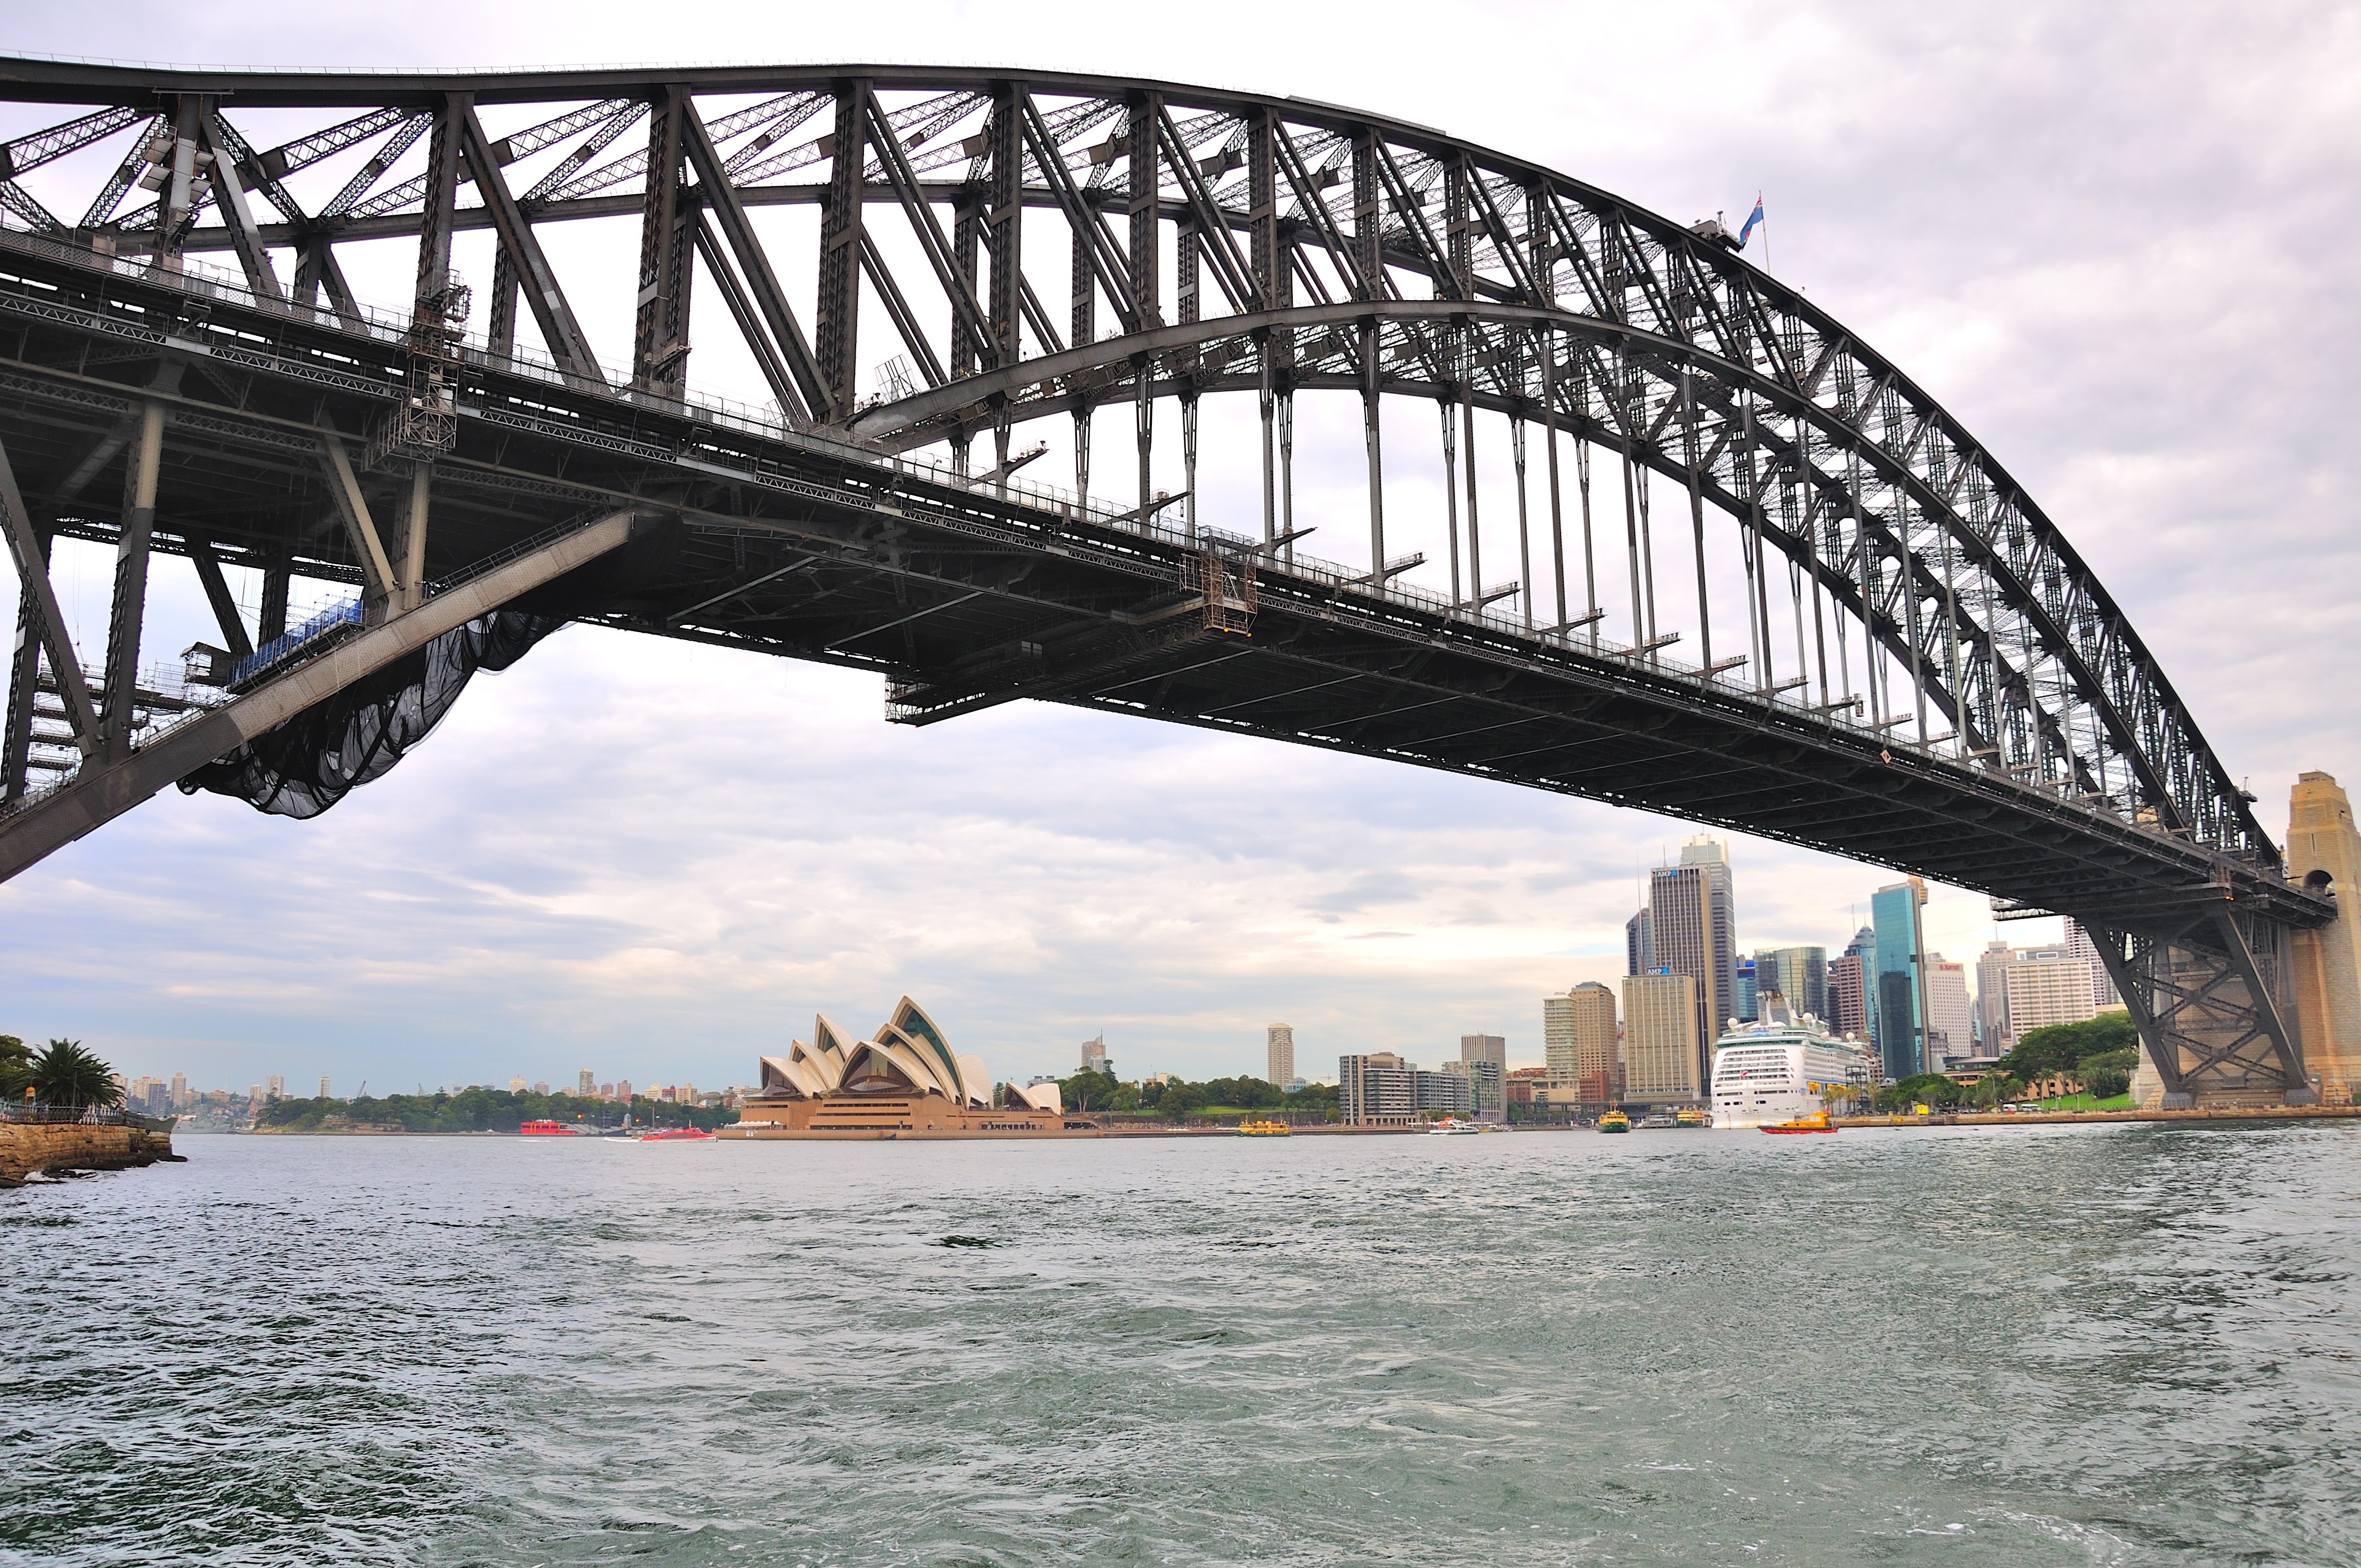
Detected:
left=0, top=59, right=2320, bottom=960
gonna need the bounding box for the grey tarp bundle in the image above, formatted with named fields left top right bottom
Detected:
left=178, top=610, right=565, bottom=819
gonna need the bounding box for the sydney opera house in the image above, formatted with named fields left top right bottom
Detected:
left=721, top=997, right=1103, bottom=1139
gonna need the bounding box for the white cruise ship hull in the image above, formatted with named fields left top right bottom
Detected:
left=1710, top=1028, right=1873, bottom=1130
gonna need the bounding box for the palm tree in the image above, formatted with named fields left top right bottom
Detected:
left=30, top=1039, right=122, bottom=1108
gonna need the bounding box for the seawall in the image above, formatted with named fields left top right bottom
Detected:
left=1837, top=1105, right=2361, bottom=1131
left=0, top=1121, right=181, bottom=1186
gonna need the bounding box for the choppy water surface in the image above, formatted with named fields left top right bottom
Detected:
left=7, top=1123, right=2360, bottom=1566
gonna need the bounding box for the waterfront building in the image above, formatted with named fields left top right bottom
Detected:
left=1735, top=955, right=1759, bottom=1023
left=1415, top=1068, right=1473, bottom=1115
left=1459, top=1033, right=1507, bottom=1119
left=1625, top=907, right=1653, bottom=977
left=1266, top=1023, right=1295, bottom=1087
left=1649, top=837, right=1736, bottom=1094
left=576, top=1069, right=595, bottom=1096
left=2064, top=918, right=2122, bottom=1009
left=1924, top=954, right=1976, bottom=1063
left=1756, top=946, right=1830, bottom=1022
left=1506, top=1066, right=1547, bottom=1108
left=1339, top=1053, right=1418, bottom=1126
left=1870, top=880, right=1929, bottom=1080
left=1623, top=971, right=1702, bottom=1103
left=2003, top=946, right=2098, bottom=1038
left=735, top=997, right=1093, bottom=1138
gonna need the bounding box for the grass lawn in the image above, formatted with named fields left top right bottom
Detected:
left=2027, top=1092, right=2137, bottom=1113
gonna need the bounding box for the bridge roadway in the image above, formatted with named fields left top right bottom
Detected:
left=0, top=61, right=2333, bottom=1106
left=0, top=228, right=2315, bottom=930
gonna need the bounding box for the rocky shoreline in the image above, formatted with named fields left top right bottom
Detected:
left=1, top=1121, right=181, bottom=1186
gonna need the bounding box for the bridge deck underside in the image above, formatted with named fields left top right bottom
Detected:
left=0, top=244, right=2315, bottom=930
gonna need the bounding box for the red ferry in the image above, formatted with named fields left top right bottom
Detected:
left=519, top=1119, right=580, bottom=1136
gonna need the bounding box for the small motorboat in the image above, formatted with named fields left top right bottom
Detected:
left=1426, top=1117, right=1482, bottom=1135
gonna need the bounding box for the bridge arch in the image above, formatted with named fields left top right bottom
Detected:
left=0, top=58, right=2327, bottom=1103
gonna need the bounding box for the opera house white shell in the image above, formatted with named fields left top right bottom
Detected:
left=726, top=997, right=1094, bottom=1140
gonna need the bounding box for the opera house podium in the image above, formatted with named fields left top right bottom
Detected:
left=721, top=998, right=1104, bottom=1140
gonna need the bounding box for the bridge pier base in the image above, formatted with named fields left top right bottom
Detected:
left=2283, top=772, right=2361, bottom=1107
left=2094, top=908, right=2311, bottom=1110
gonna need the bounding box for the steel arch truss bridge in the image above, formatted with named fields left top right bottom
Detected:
left=0, top=60, right=2330, bottom=1104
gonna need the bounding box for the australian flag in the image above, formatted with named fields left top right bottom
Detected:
left=1737, top=197, right=1765, bottom=251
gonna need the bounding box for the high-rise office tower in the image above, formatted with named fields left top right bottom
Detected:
left=1543, top=982, right=1618, bottom=1093
left=1266, top=1023, right=1296, bottom=1086
left=1649, top=837, right=1735, bottom=1092
left=1625, top=908, right=1653, bottom=976
left=1923, top=954, right=1974, bottom=1063
left=1080, top=1033, right=1109, bottom=1073
left=1757, top=946, right=1829, bottom=1021
left=578, top=1069, right=596, bottom=1096
left=1735, top=956, right=1758, bottom=1023
left=170, top=1071, right=187, bottom=1109
left=1976, top=940, right=2015, bottom=1054
left=2004, top=946, right=2099, bottom=1038
left=2063, top=918, right=2121, bottom=1009
left=1870, top=880, right=1929, bottom=1080
left=1622, top=971, right=1701, bottom=1103
left=318, top=1076, right=331, bottom=1099
left=509, top=1076, right=529, bottom=1093
left=265, top=1075, right=285, bottom=1101
left=1828, top=952, right=1868, bottom=1040
left=1459, top=1033, right=1507, bottom=1120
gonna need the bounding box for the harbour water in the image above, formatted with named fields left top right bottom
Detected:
left=7, top=1123, right=2359, bottom=1566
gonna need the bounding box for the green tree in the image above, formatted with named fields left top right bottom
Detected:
left=1058, top=1066, right=1120, bottom=1112
left=30, top=1039, right=123, bottom=1108
left=2087, top=1067, right=2131, bottom=1100
left=1160, top=1083, right=1207, bottom=1121
left=0, top=1034, right=28, bottom=1101
left=1998, top=1012, right=2137, bottom=1080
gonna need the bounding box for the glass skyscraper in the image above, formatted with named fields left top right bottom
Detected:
left=1869, top=880, right=1929, bottom=1081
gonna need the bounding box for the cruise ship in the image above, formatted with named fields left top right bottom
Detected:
left=1707, top=1005, right=1874, bottom=1130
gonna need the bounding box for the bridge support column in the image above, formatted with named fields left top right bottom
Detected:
left=2093, top=908, right=2311, bottom=1109
left=99, top=401, right=166, bottom=763
left=2284, top=771, right=2361, bottom=1105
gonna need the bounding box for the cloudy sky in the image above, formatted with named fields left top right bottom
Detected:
left=3, top=2, right=2357, bottom=1096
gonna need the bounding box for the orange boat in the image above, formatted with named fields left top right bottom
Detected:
left=1761, top=1108, right=1837, bottom=1135
left=519, top=1119, right=579, bottom=1136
